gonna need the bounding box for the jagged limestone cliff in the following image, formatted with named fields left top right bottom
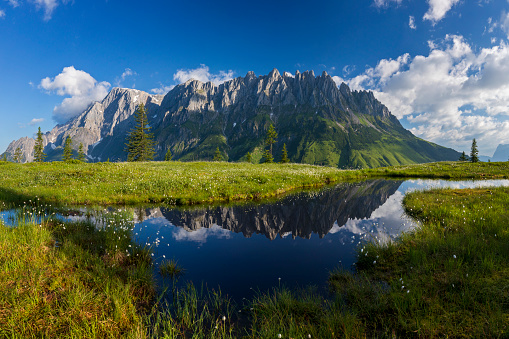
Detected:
left=2, top=69, right=460, bottom=167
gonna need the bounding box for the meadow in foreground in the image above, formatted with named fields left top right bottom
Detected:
left=1, top=161, right=509, bottom=337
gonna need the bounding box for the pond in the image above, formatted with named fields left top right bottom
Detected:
left=2, top=178, right=509, bottom=300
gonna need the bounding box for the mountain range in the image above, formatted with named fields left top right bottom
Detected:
left=2, top=69, right=461, bottom=168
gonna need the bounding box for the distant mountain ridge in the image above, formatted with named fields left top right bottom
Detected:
left=2, top=69, right=460, bottom=167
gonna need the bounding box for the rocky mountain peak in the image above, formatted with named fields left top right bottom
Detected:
left=268, top=68, right=281, bottom=79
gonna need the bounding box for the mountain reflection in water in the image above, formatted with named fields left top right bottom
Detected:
left=135, top=179, right=404, bottom=241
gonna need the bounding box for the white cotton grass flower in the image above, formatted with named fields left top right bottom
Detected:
left=277, top=334, right=282, bottom=338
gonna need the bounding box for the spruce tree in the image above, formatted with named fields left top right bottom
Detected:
left=77, top=143, right=86, bottom=162
left=125, top=103, right=155, bottom=162
left=13, top=147, right=23, bottom=163
left=165, top=148, right=172, bottom=161
left=245, top=152, right=252, bottom=163
left=459, top=151, right=468, bottom=162
left=213, top=147, right=223, bottom=161
left=33, top=127, right=46, bottom=162
left=280, top=143, right=290, bottom=163
left=262, top=149, right=274, bottom=163
left=63, top=136, right=73, bottom=162
left=263, top=123, right=277, bottom=163
left=470, top=139, right=479, bottom=163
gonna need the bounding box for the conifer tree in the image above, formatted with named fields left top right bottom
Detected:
left=262, top=149, right=274, bottom=163
left=63, top=136, right=73, bottom=162
left=280, top=143, right=290, bottom=163
left=13, top=147, right=23, bottom=163
left=213, top=147, right=223, bottom=161
left=470, top=139, right=479, bottom=163
left=33, top=127, right=46, bottom=162
left=165, top=148, right=172, bottom=161
left=77, top=143, right=86, bottom=162
left=263, top=123, right=277, bottom=163
left=459, top=151, right=468, bottom=162
left=125, top=103, right=155, bottom=162
left=245, top=152, right=252, bottom=163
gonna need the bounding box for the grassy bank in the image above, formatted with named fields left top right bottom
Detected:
left=1, top=160, right=508, bottom=207
left=0, top=206, right=154, bottom=338
left=366, top=160, right=509, bottom=179
left=0, top=161, right=366, bottom=206
left=325, top=186, right=509, bottom=337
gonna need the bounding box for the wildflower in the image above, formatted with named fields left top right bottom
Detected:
left=222, top=316, right=226, bottom=321
left=453, top=255, right=456, bottom=259
left=278, top=334, right=282, bottom=338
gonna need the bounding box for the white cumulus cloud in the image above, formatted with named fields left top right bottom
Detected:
left=115, top=68, right=137, bottom=87
left=373, top=0, right=403, bottom=8
left=339, top=35, right=509, bottom=155
left=423, top=0, right=460, bottom=24
left=40, top=66, right=111, bottom=123
left=7, top=0, right=20, bottom=7
left=32, top=0, right=58, bottom=21
left=173, top=64, right=234, bottom=85
left=150, top=84, right=175, bottom=95
left=409, top=16, right=416, bottom=29
left=29, top=118, right=44, bottom=126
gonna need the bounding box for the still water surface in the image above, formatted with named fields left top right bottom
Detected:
left=2, top=178, right=508, bottom=300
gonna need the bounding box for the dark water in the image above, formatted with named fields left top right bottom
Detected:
left=2, top=178, right=508, bottom=300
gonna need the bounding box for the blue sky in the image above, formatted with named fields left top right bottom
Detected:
left=1, top=0, right=509, bottom=155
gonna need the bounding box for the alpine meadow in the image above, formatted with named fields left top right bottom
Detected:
left=2, top=0, right=509, bottom=338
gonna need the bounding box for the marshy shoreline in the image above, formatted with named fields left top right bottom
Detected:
left=1, top=161, right=508, bottom=337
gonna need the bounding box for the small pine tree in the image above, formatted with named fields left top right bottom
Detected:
left=165, top=148, right=172, bottom=161
left=262, top=149, right=274, bottom=163
left=33, top=127, right=46, bottom=162
left=280, top=143, right=290, bottom=163
left=245, top=152, right=252, bottom=163
left=459, top=151, right=468, bottom=162
left=13, top=147, right=23, bottom=163
left=470, top=138, right=479, bottom=163
left=213, top=147, right=223, bottom=161
left=263, top=123, right=278, bottom=163
left=77, top=143, right=86, bottom=162
left=63, top=136, right=73, bottom=162
left=1, top=154, right=7, bottom=162
left=125, top=103, right=156, bottom=162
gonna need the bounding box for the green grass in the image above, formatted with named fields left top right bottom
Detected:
left=0, top=205, right=154, bottom=338
left=365, top=160, right=509, bottom=179
left=1, top=160, right=509, bottom=337
left=0, top=161, right=366, bottom=206
left=0, top=160, right=508, bottom=207
left=326, top=186, right=509, bottom=337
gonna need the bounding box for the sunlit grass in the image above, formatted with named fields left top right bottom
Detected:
left=327, top=186, right=509, bottom=337
left=0, top=160, right=507, bottom=207
left=0, top=204, right=154, bottom=338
